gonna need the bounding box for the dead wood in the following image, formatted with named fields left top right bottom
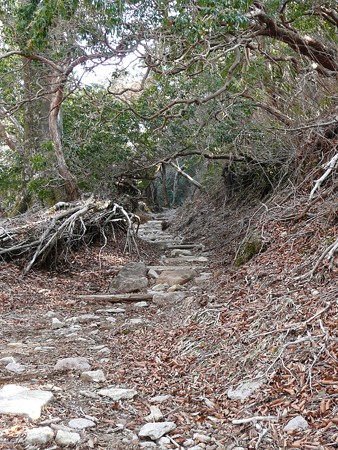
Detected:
left=0, top=198, right=139, bottom=273
left=78, top=293, right=154, bottom=302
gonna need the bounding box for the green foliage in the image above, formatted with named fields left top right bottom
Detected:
left=234, top=235, right=263, bottom=267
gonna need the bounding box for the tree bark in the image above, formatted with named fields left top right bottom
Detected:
left=49, top=77, right=79, bottom=201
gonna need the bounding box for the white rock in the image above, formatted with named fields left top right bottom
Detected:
left=52, top=318, right=66, bottom=329
left=68, top=418, right=96, bottom=429
left=183, top=438, right=195, bottom=447
left=151, top=283, right=169, bottom=291
left=148, top=269, right=159, bottom=279
left=54, top=357, right=91, bottom=372
left=134, top=301, right=149, bottom=308
left=193, top=433, right=211, bottom=443
left=130, top=318, right=145, bottom=325
left=227, top=379, right=264, bottom=401
left=55, top=430, right=81, bottom=447
left=97, top=347, right=111, bottom=354
left=0, top=384, right=54, bottom=420
left=140, top=443, right=157, bottom=448
left=145, top=405, right=163, bottom=422
left=26, top=427, right=54, bottom=446
left=76, top=314, right=100, bottom=323
left=98, top=387, right=137, bottom=401
left=5, top=362, right=25, bottom=374
left=97, top=307, right=126, bottom=314
left=139, top=422, right=176, bottom=440
left=149, top=395, right=170, bottom=404
left=106, top=317, right=117, bottom=323
left=284, top=415, right=309, bottom=431
left=0, top=357, right=16, bottom=365
left=81, top=370, right=106, bottom=382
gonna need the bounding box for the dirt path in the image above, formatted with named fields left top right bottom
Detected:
left=0, top=210, right=226, bottom=450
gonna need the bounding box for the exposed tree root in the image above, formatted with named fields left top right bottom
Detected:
left=0, top=198, right=139, bottom=273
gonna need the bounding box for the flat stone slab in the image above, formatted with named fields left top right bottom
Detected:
left=98, top=387, right=137, bottom=401
left=228, top=379, right=264, bottom=401
left=68, top=418, right=96, bottom=429
left=0, top=384, right=54, bottom=420
left=153, top=292, right=186, bottom=307
left=139, top=422, right=176, bottom=440
left=154, top=269, right=196, bottom=286
left=54, top=357, right=91, bottom=372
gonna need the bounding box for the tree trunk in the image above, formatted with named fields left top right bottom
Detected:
left=161, top=163, right=170, bottom=207
left=49, top=77, right=79, bottom=201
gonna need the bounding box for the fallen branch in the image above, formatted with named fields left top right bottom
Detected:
left=78, top=293, right=154, bottom=302
left=232, top=415, right=278, bottom=425
left=0, top=199, right=138, bottom=272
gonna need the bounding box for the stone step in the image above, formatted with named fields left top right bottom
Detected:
left=147, top=265, right=206, bottom=271
left=166, top=243, right=205, bottom=250
left=161, top=256, right=209, bottom=264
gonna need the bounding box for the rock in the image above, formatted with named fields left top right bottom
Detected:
left=139, top=422, right=176, bottom=440
left=55, top=430, right=81, bottom=447
left=193, top=433, right=211, bottom=443
left=106, top=317, right=116, bottom=323
left=0, top=384, right=54, bottom=420
left=96, top=307, right=126, bottom=314
left=97, top=347, right=111, bottom=354
left=129, top=318, right=146, bottom=325
left=76, top=314, right=100, bottom=323
left=153, top=292, right=186, bottom=307
left=5, top=362, right=25, bottom=374
left=167, top=284, right=181, bottom=292
left=183, top=438, right=195, bottom=447
left=134, top=301, right=149, bottom=308
left=0, top=357, right=16, bottom=365
left=148, top=268, right=159, bottom=279
left=227, top=379, right=264, bottom=401
left=113, top=262, right=149, bottom=293
left=54, top=357, right=91, bottom=372
left=171, top=249, right=193, bottom=256
left=98, top=387, right=137, bottom=401
left=26, top=426, right=54, bottom=446
left=158, top=436, right=171, bottom=445
left=81, top=370, right=106, bottom=382
left=52, top=318, right=66, bottom=329
left=68, top=418, right=96, bottom=429
left=145, top=406, right=163, bottom=422
left=284, top=415, right=309, bottom=431
left=149, top=395, right=170, bottom=404
left=155, top=269, right=196, bottom=286
left=151, top=283, right=169, bottom=291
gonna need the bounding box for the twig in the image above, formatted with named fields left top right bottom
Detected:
left=232, top=415, right=278, bottom=425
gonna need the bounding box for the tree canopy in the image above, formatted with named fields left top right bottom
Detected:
left=0, top=0, right=337, bottom=210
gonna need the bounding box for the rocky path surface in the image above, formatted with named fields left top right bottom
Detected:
left=0, top=210, right=232, bottom=450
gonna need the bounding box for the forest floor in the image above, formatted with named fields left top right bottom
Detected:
left=0, top=189, right=337, bottom=450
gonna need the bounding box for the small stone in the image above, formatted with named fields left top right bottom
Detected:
left=145, top=406, right=163, bottom=422
left=284, top=415, right=309, bottom=431
left=158, top=436, right=171, bottom=445
left=52, top=318, right=66, bottom=329
left=148, top=269, right=159, bottom=278
left=149, top=395, right=170, bottom=404
left=76, top=314, right=100, bottom=323
left=227, top=379, right=264, bottom=401
left=5, top=362, right=25, bottom=374
left=0, top=357, right=16, bottom=365
left=130, top=318, right=145, bottom=325
left=106, top=317, right=117, bottom=323
left=134, top=301, right=149, bottom=308
left=97, top=307, right=126, bottom=314
left=81, top=370, right=106, bottom=382
left=139, top=422, right=176, bottom=440
left=98, top=387, right=137, bottom=401
left=153, top=292, right=186, bottom=307
left=26, top=427, right=54, bottom=446
left=183, top=439, right=195, bottom=447
left=167, top=284, right=181, bottom=292
left=54, top=357, right=91, bottom=372
left=97, top=347, right=111, bottom=354
left=68, top=418, right=96, bottom=429
left=140, top=443, right=157, bottom=448
left=55, top=430, right=81, bottom=447
left=151, top=283, right=168, bottom=291
left=193, top=433, right=211, bottom=443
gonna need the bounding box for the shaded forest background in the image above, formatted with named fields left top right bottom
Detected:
left=0, top=0, right=337, bottom=245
